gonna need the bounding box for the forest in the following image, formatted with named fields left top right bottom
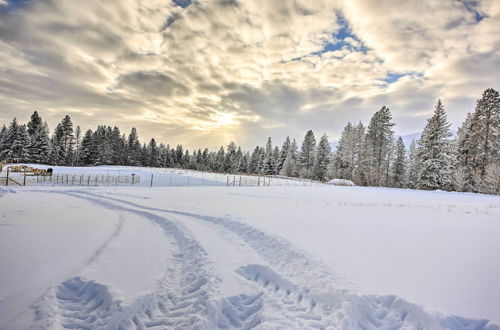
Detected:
left=0, top=88, right=498, bottom=194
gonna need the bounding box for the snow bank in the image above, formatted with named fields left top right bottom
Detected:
left=327, top=178, right=356, bottom=186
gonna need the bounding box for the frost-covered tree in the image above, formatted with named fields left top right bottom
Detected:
left=225, top=141, right=238, bottom=173
left=262, top=137, right=275, bottom=175
left=314, top=134, right=331, bottom=181
left=127, top=128, right=142, bottom=166
left=391, top=137, right=406, bottom=188
left=470, top=88, right=500, bottom=177
left=363, top=106, right=395, bottom=186
left=1, top=118, right=29, bottom=162
left=416, top=100, right=454, bottom=190
left=79, top=129, right=94, bottom=165
left=405, top=140, right=419, bottom=189
left=278, top=136, right=291, bottom=173
left=26, top=111, right=50, bottom=164
left=299, top=130, right=316, bottom=178
left=147, top=138, right=159, bottom=167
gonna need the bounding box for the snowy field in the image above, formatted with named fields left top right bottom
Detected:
left=0, top=177, right=499, bottom=328
left=2, top=164, right=322, bottom=187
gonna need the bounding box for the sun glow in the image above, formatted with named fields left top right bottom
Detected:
left=214, top=112, right=236, bottom=126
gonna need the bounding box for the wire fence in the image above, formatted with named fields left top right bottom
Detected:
left=0, top=164, right=325, bottom=188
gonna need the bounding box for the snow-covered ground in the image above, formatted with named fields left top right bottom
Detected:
left=3, top=164, right=322, bottom=187
left=0, top=178, right=499, bottom=328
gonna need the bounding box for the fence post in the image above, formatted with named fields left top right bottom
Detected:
left=226, top=176, right=229, bottom=186
left=239, top=176, right=242, bottom=186
left=23, top=170, right=27, bottom=186
left=150, top=174, right=154, bottom=187
left=6, top=167, right=9, bottom=186
left=257, top=176, right=260, bottom=186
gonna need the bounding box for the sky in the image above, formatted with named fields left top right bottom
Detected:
left=0, top=0, right=499, bottom=149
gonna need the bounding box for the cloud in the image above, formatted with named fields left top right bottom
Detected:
left=0, top=0, right=499, bottom=148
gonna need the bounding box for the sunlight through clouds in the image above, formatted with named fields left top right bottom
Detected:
left=0, top=0, right=498, bottom=148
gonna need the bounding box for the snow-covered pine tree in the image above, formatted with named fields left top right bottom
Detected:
left=74, top=126, right=81, bottom=166
left=147, top=138, right=159, bottom=167
left=299, top=130, right=316, bottom=178
left=280, top=148, right=295, bottom=177
left=278, top=136, right=291, bottom=173
left=26, top=111, right=50, bottom=164
left=127, top=128, right=142, bottom=166
left=272, top=146, right=280, bottom=174
left=405, top=140, right=419, bottom=189
left=225, top=141, right=237, bottom=173
left=0, top=125, right=7, bottom=159
left=79, top=129, right=94, bottom=165
left=215, top=146, right=225, bottom=172
left=416, top=100, right=454, bottom=190
left=248, top=146, right=261, bottom=174
left=314, top=134, right=331, bottom=181
left=363, top=106, right=395, bottom=186
left=1, top=118, right=27, bottom=162
left=455, top=112, right=475, bottom=191
left=466, top=88, right=500, bottom=193
left=26, top=111, right=43, bottom=163
left=391, top=137, right=406, bottom=188
left=262, top=137, right=274, bottom=175
left=60, top=115, right=75, bottom=165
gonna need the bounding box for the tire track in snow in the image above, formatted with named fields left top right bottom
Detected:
left=71, top=190, right=500, bottom=330
left=31, top=190, right=268, bottom=329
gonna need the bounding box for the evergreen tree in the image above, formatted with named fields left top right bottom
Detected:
left=363, top=106, right=395, bottom=186
left=278, top=136, right=291, bottom=173
left=225, top=141, right=238, bottom=173
left=391, top=137, right=406, bottom=188
left=1, top=118, right=27, bottom=162
left=215, top=146, right=225, bottom=172
left=147, top=138, right=159, bottom=167
left=299, top=130, right=316, bottom=178
left=248, top=146, right=261, bottom=174
left=262, top=137, right=274, bottom=175
left=26, top=111, right=50, bottom=164
left=127, top=128, right=142, bottom=166
left=314, top=134, right=331, bottom=181
left=80, top=129, right=94, bottom=165
left=416, top=100, right=454, bottom=190
left=406, top=140, right=419, bottom=189
left=74, top=126, right=81, bottom=165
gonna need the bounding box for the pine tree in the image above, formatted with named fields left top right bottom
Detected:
left=299, top=130, right=316, bottom=178
left=74, top=126, right=81, bottom=165
left=455, top=112, right=475, bottom=191
left=262, top=137, right=274, bottom=175
left=314, top=134, right=331, bottom=181
left=278, top=136, right=291, bottom=173
left=80, top=129, right=94, bottom=165
left=148, top=138, right=159, bottom=167
left=333, top=122, right=354, bottom=180
left=391, top=137, right=406, bottom=188
left=215, top=146, right=225, bottom=172
left=225, top=141, right=237, bottom=173
left=416, top=100, right=454, bottom=190
left=1, top=118, right=27, bottom=162
left=26, top=111, right=50, bottom=164
left=127, top=128, right=142, bottom=166
left=248, top=146, right=261, bottom=174
left=0, top=125, right=7, bottom=159
left=406, top=140, right=419, bottom=189
left=363, top=106, right=395, bottom=186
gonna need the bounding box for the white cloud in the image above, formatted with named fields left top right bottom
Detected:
left=0, top=0, right=498, bottom=148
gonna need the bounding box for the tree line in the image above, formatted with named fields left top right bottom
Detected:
left=0, top=88, right=498, bottom=194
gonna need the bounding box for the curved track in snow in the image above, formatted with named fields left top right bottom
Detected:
left=26, top=189, right=500, bottom=330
